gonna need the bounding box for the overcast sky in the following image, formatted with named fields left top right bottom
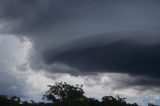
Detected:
left=0, top=0, right=160, bottom=105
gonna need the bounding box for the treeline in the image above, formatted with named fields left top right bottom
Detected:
left=0, top=82, right=158, bottom=106
left=0, top=94, right=138, bottom=106
left=0, top=95, right=51, bottom=106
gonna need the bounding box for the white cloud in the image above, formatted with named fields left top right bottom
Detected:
left=0, top=34, right=160, bottom=105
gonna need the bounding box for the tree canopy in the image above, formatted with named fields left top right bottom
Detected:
left=0, top=82, right=158, bottom=106
left=43, top=82, right=86, bottom=106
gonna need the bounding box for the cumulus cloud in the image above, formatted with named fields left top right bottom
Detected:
left=1, top=0, right=160, bottom=77
left=0, top=35, right=30, bottom=96
left=0, top=0, right=160, bottom=105
left=0, top=35, right=53, bottom=101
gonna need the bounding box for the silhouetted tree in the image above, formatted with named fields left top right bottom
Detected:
left=85, top=98, right=101, bottom=106
left=0, top=95, right=10, bottom=106
left=148, top=103, right=158, bottom=106
left=22, top=101, right=29, bottom=105
left=102, top=95, right=138, bottom=106
left=43, top=82, right=86, bottom=106
left=0, top=82, right=142, bottom=106
left=131, top=103, right=139, bottom=106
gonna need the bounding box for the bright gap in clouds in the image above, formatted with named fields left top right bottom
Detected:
left=0, top=35, right=160, bottom=105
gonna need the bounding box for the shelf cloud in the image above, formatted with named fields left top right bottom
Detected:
left=0, top=0, right=160, bottom=105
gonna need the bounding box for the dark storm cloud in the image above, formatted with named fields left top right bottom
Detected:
left=1, top=0, right=160, bottom=87
left=0, top=0, right=111, bottom=34
left=44, top=31, right=160, bottom=78
left=1, top=0, right=160, bottom=36
left=0, top=0, right=67, bottom=34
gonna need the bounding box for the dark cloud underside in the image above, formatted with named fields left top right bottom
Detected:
left=44, top=31, right=160, bottom=78
left=0, top=0, right=160, bottom=88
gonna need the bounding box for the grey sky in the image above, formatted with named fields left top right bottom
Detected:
left=0, top=0, right=160, bottom=105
